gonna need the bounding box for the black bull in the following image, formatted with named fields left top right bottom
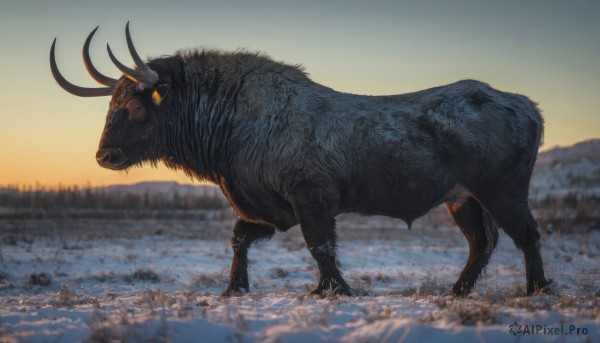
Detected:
left=50, top=24, right=552, bottom=296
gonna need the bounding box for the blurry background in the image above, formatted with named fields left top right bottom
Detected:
left=0, top=0, right=598, bottom=187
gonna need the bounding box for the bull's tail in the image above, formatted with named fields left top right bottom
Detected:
left=532, top=102, right=545, bottom=155
left=482, top=209, right=498, bottom=256
left=522, top=96, right=545, bottom=170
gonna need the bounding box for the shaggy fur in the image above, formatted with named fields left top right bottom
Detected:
left=88, top=48, right=551, bottom=296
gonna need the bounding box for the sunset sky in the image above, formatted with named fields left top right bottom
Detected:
left=0, top=0, right=598, bottom=187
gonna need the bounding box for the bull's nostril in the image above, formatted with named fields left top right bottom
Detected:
left=96, top=149, right=110, bottom=163
left=96, top=148, right=128, bottom=169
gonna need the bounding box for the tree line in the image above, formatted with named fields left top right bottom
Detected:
left=0, top=184, right=228, bottom=212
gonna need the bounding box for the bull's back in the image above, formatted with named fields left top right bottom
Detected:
left=233, top=79, right=542, bottom=225
left=321, top=80, right=542, bottom=218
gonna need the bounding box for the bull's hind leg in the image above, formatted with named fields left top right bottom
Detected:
left=222, top=220, right=275, bottom=296
left=487, top=199, right=551, bottom=295
left=447, top=197, right=498, bottom=296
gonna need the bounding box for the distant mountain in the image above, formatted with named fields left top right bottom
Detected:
left=98, top=181, right=223, bottom=200
left=530, top=139, right=600, bottom=200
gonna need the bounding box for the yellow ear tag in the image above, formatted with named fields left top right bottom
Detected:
left=152, top=90, right=163, bottom=106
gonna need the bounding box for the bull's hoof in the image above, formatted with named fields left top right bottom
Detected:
left=221, top=288, right=248, bottom=297
left=449, top=289, right=469, bottom=297
left=529, top=278, right=555, bottom=296
left=451, top=282, right=473, bottom=297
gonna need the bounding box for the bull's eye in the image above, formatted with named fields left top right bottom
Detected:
left=127, top=99, right=147, bottom=123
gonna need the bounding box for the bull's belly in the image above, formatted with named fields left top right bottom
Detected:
left=223, top=177, right=465, bottom=231
left=340, top=199, right=440, bottom=225
left=339, top=180, right=458, bottom=224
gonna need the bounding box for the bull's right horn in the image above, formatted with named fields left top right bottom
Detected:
left=107, top=22, right=159, bottom=86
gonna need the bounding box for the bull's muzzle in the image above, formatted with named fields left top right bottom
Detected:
left=96, top=148, right=128, bottom=170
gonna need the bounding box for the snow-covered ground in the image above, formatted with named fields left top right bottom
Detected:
left=0, top=215, right=599, bottom=342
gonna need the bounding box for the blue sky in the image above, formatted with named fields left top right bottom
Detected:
left=0, top=0, right=598, bottom=185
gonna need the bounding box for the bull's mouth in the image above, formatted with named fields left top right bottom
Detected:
left=96, top=148, right=128, bottom=170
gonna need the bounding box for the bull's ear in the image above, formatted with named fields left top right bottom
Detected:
left=151, top=84, right=170, bottom=106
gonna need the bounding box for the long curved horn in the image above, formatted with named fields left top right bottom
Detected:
left=83, top=26, right=118, bottom=88
left=50, top=39, right=113, bottom=97
left=125, top=22, right=159, bottom=85
left=106, top=43, right=154, bottom=84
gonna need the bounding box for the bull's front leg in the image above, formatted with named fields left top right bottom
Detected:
left=222, top=220, right=275, bottom=296
left=291, top=195, right=352, bottom=296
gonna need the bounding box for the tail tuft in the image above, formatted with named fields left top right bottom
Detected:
left=482, top=210, right=498, bottom=254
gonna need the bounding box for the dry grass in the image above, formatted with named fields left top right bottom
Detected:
left=135, top=289, right=177, bottom=312
left=29, top=272, right=52, bottom=287
left=193, top=270, right=228, bottom=289
left=422, top=297, right=497, bottom=325
left=85, top=310, right=169, bottom=343
left=128, top=269, right=161, bottom=283
left=363, top=302, right=393, bottom=323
